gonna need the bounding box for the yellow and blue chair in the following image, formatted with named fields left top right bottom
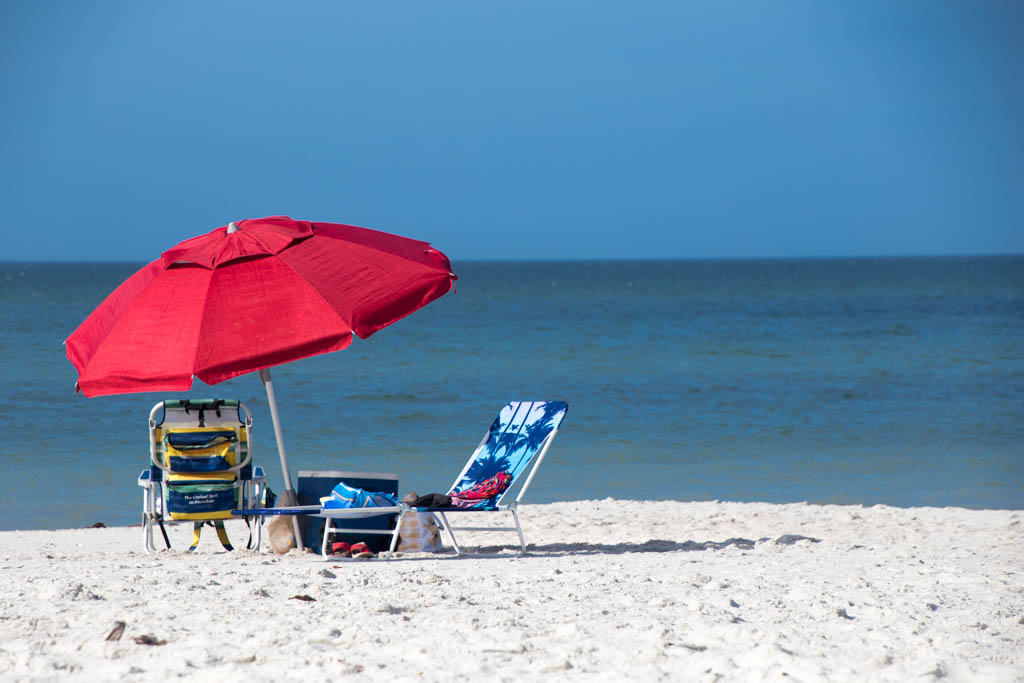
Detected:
left=138, top=399, right=266, bottom=553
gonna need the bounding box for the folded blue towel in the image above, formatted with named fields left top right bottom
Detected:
left=321, top=481, right=397, bottom=509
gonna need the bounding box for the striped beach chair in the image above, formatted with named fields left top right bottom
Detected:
left=138, top=399, right=266, bottom=553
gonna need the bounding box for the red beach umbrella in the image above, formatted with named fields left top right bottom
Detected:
left=66, top=216, right=456, bottom=547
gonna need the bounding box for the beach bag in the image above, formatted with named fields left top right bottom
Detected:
left=266, top=488, right=300, bottom=554
left=164, top=430, right=237, bottom=472
left=266, top=514, right=296, bottom=554
left=397, top=511, right=443, bottom=553
left=162, top=428, right=243, bottom=521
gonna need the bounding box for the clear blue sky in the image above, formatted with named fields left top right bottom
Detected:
left=2, top=1, right=1022, bottom=261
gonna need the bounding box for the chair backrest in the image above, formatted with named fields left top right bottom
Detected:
left=150, top=399, right=251, bottom=473
left=447, top=401, right=568, bottom=506
left=149, top=399, right=253, bottom=520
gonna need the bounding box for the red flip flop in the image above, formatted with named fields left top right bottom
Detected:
left=331, top=541, right=351, bottom=557
left=350, top=542, right=374, bottom=559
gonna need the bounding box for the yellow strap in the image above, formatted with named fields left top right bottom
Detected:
left=214, top=521, right=234, bottom=551
left=187, top=521, right=234, bottom=551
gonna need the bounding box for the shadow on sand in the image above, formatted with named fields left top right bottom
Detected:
left=458, top=534, right=821, bottom=558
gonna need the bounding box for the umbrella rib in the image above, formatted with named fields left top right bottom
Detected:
left=189, top=265, right=223, bottom=380
left=269, top=252, right=357, bottom=337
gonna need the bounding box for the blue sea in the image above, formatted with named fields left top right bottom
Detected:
left=1, top=257, right=1022, bottom=530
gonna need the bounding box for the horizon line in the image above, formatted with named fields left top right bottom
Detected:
left=2, top=252, right=1022, bottom=266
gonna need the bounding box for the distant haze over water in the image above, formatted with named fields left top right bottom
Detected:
left=1, top=256, right=1021, bottom=530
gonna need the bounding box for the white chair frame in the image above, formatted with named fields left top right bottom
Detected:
left=430, top=426, right=560, bottom=556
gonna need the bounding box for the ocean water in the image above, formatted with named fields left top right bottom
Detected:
left=1, top=257, right=1022, bottom=530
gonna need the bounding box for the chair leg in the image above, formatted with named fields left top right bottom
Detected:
left=242, top=481, right=264, bottom=553
left=384, top=511, right=404, bottom=559
left=511, top=508, right=527, bottom=555
left=439, top=512, right=462, bottom=555
left=142, top=486, right=156, bottom=554
left=142, top=494, right=150, bottom=554
left=320, top=518, right=333, bottom=557
left=254, top=509, right=263, bottom=553
left=142, top=513, right=151, bottom=554
left=243, top=481, right=262, bottom=553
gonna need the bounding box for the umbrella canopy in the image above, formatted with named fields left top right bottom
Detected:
left=66, top=216, right=456, bottom=550
left=67, top=216, right=456, bottom=396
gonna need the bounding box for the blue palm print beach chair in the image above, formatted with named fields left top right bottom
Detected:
left=401, top=400, right=568, bottom=555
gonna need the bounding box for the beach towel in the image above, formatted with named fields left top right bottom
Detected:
left=451, top=471, right=512, bottom=508
left=321, top=481, right=398, bottom=510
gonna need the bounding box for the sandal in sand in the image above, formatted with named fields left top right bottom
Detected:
left=350, top=542, right=374, bottom=559
left=331, top=541, right=352, bottom=557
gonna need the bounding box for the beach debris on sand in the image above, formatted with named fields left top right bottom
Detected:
left=133, top=635, right=166, bottom=646
left=105, top=621, right=125, bottom=641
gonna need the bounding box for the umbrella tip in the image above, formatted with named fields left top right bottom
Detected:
left=227, top=222, right=239, bottom=234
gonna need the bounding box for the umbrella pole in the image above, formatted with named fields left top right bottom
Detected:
left=259, top=368, right=305, bottom=551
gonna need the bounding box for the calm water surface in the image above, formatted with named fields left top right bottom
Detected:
left=0, top=257, right=1021, bottom=529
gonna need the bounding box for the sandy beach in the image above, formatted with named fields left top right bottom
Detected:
left=0, top=500, right=1021, bottom=682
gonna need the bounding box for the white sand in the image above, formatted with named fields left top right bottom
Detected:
left=0, top=500, right=1021, bottom=682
